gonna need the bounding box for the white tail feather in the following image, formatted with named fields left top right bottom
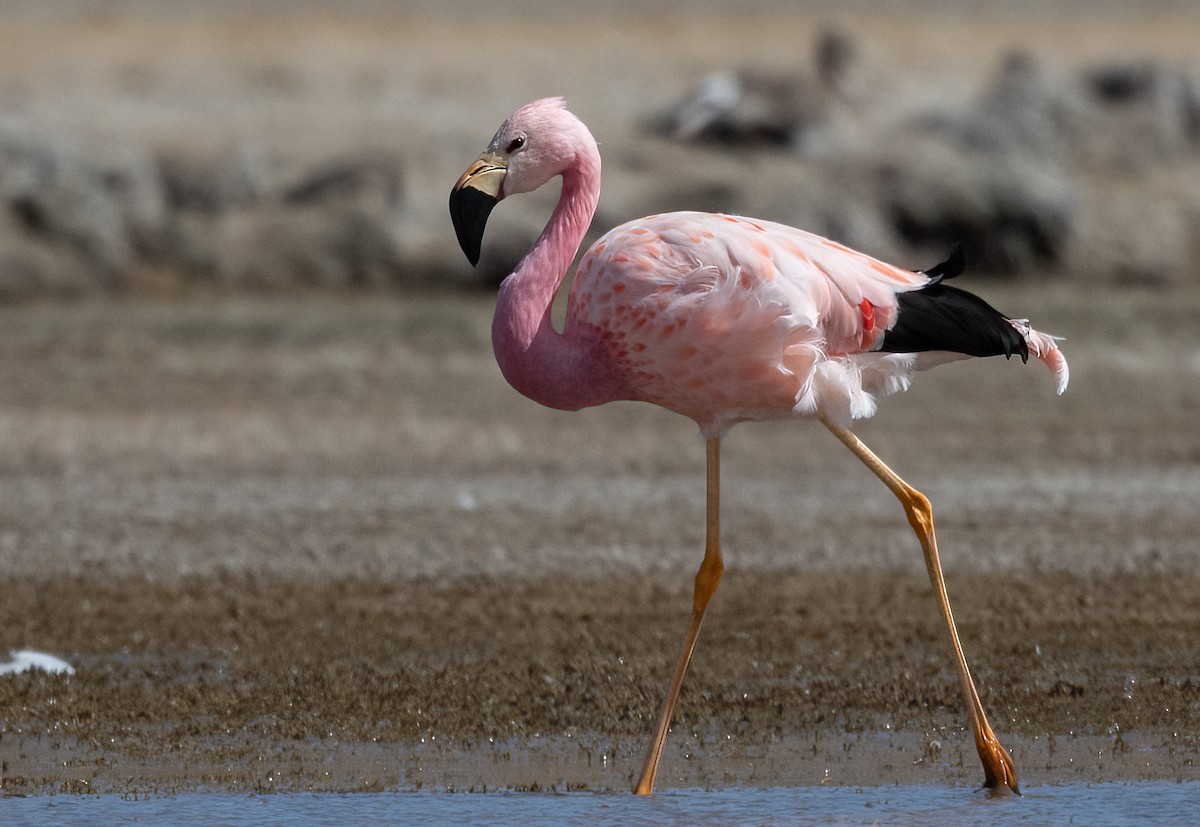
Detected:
left=1009, top=319, right=1069, bottom=395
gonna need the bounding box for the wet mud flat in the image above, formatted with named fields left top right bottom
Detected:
left=0, top=290, right=1198, bottom=794
left=2, top=571, right=1199, bottom=794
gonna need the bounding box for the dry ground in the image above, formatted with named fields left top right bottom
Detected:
left=1, top=286, right=1198, bottom=793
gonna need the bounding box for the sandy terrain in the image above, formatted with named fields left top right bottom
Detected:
left=0, top=286, right=1198, bottom=794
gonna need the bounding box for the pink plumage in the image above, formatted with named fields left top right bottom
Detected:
left=450, top=96, right=1065, bottom=796
left=454, top=98, right=1066, bottom=439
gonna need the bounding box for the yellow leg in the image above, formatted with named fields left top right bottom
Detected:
left=823, top=420, right=1020, bottom=794
left=633, top=437, right=723, bottom=795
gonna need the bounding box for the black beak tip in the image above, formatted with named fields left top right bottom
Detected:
left=449, top=186, right=498, bottom=268
left=463, top=242, right=481, bottom=268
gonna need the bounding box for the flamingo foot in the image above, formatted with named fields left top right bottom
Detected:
left=975, top=721, right=1020, bottom=795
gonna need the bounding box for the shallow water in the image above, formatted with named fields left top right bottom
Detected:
left=5, top=783, right=1196, bottom=827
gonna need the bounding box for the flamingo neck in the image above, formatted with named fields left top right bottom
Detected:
left=492, top=144, right=621, bottom=410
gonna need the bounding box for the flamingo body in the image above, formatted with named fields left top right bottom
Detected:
left=569, top=211, right=906, bottom=434
left=567, top=210, right=1064, bottom=435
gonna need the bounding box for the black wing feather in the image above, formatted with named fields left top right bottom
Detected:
left=923, top=244, right=965, bottom=283
left=877, top=249, right=1028, bottom=361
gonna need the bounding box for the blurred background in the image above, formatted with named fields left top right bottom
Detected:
left=2, top=0, right=1199, bottom=583
left=2, top=0, right=1199, bottom=595
left=1, top=0, right=1198, bottom=297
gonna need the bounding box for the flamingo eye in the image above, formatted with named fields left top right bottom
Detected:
left=505, top=135, right=526, bottom=153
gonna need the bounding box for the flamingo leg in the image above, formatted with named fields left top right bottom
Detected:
left=633, top=436, right=724, bottom=795
left=822, top=420, right=1020, bottom=794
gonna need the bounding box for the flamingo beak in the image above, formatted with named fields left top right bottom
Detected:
left=450, top=151, right=507, bottom=266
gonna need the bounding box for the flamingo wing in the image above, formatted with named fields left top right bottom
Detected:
left=567, top=211, right=1063, bottom=433
left=566, top=213, right=916, bottom=430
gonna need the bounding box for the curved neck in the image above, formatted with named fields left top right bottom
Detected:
left=492, top=142, right=621, bottom=410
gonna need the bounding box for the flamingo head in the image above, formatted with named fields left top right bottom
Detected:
left=450, top=97, right=592, bottom=266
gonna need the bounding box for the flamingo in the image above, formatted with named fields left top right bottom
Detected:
left=449, top=97, right=1067, bottom=796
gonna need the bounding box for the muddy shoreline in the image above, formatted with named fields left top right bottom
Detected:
left=1, top=291, right=1198, bottom=794
left=2, top=570, right=1198, bottom=794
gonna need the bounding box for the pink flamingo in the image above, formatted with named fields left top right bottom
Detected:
left=449, top=98, right=1066, bottom=796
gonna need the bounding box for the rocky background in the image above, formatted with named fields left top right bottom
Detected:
left=0, top=1, right=1198, bottom=298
